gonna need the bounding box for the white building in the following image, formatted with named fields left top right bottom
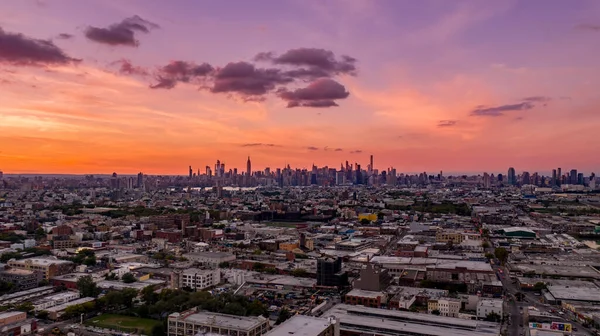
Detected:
left=33, top=291, right=80, bottom=311
left=180, top=268, right=220, bottom=290
left=477, top=299, right=503, bottom=319
left=182, top=252, right=236, bottom=268
left=438, top=298, right=461, bottom=318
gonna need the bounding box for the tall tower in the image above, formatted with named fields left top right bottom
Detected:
left=189, top=166, right=193, bottom=179
left=247, top=156, right=252, bottom=176
left=369, top=155, right=373, bottom=173
left=507, top=167, right=516, bottom=185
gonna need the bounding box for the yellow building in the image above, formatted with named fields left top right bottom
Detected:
left=358, top=213, right=378, bottom=222
left=279, top=241, right=299, bottom=251
left=428, top=300, right=439, bottom=313
left=435, top=230, right=465, bottom=244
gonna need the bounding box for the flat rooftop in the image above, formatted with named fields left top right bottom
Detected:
left=324, top=304, right=500, bottom=336
left=547, top=285, right=600, bottom=302
left=46, top=297, right=95, bottom=313
left=170, top=311, right=267, bottom=331
left=346, top=289, right=385, bottom=299
left=266, top=315, right=335, bottom=336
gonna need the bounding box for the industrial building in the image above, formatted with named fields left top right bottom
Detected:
left=168, top=309, right=270, bottom=336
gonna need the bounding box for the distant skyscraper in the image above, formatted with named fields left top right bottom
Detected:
left=369, top=155, right=373, bottom=173
left=522, top=171, right=530, bottom=185
left=552, top=169, right=557, bottom=185
left=483, top=172, right=490, bottom=189
left=0, top=171, right=3, bottom=179
left=507, top=167, right=516, bottom=185
left=570, top=169, right=577, bottom=184
left=247, top=156, right=252, bottom=176
left=137, top=172, right=144, bottom=188
left=557, top=168, right=562, bottom=186
left=189, top=166, right=193, bottom=179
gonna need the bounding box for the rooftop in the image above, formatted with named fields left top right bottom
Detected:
left=346, top=289, right=386, bottom=299
left=266, top=315, right=336, bottom=336
left=46, top=297, right=95, bottom=313
left=170, top=310, right=267, bottom=331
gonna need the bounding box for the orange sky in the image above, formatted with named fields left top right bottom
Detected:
left=1, top=1, right=600, bottom=175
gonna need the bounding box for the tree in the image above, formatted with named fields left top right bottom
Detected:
left=218, top=262, right=231, bottom=268
left=121, top=288, right=139, bottom=308
left=252, top=263, right=265, bottom=272
left=533, top=282, right=547, bottom=292
left=291, top=268, right=307, bottom=277
left=77, top=275, right=100, bottom=298
left=141, top=285, right=159, bottom=305
left=494, top=247, right=509, bottom=265
left=431, top=309, right=440, bottom=315
left=122, top=273, right=137, bottom=283
left=36, top=310, right=49, bottom=319
left=253, top=249, right=262, bottom=255
left=485, top=312, right=501, bottom=322
left=481, top=241, right=490, bottom=249
left=151, top=324, right=165, bottom=336
left=105, top=272, right=118, bottom=280
left=264, top=268, right=278, bottom=274
left=276, top=308, right=292, bottom=325
left=360, top=218, right=371, bottom=225
left=485, top=253, right=495, bottom=260
left=16, top=301, right=34, bottom=313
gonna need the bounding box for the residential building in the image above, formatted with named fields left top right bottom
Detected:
left=0, top=268, right=39, bottom=290
left=353, top=263, right=391, bottom=291
left=180, top=268, right=220, bottom=290
left=316, top=258, right=347, bottom=288
left=437, top=298, right=461, bottom=317
left=33, top=291, right=80, bottom=311
left=7, top=257, right=74, bottom=280
left=344, top=289, right=386, bottom=308
left=46, top=297, right=95, bottom=320
left=168, top=309, right=270, bottom=336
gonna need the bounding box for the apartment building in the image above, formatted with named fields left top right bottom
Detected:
left=180, top=268, right=220, bottom=290
left=168, top=309, right=270, bottom=336
left=7, top=257, right=74, bottom=280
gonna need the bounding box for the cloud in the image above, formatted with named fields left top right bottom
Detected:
left=211, top=61, right=292, bottom=97
left=240, top=143, right=278, bottom=147
left=438, top=120, right=458, bottom=127
left=112, top=59, right=148, bottom=76
left=0, top=27, right=78, bottom=66
left=255, top=48, right=357, bottom=78
left=575, top=23, right=600, bottom=31
left=277, top=78, right=350, bottom=108
left=150, top=60, right=213, bottom=89
left=307, top=146, right=319, bottom=151
left=84, top=15, right=159, bottom=47
left=57, top=33, right=74, bottom=40
left=522, top=96, right=551, bottom=103
left=350, top=150, right=362, bottom=154
left=334, top=148, right=343, bottom=152
left=470, top=102, right=534, bottom=117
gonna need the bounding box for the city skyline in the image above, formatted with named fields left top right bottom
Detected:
left=2, top=0, right=600, bottom=174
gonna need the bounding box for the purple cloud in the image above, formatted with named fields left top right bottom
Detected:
left=471, top=102, right=534, bottom=117
left=150, top=60, right=214, bottom=89
left=522, top=96, right=551, bottom=103
left=85, top=15, right=159, bottom=47
left=277, top=78, right=350, bottom=108
left=211, top=61, right=293, bottom=96
left=240, top=143, right=278, bottom=147
left=256, top=48, right=357, bottom=78
left=350, top=150, right=362, bottom=154
left=56, top=33, right=74, bottom=40
left=438, top=120, right=458, bottom=127
left=334, top=148, right=343, bottom=152
left=307, top=146, right=319, bottom=151
left=575, top=23, right=600, bottom=31
left=0, top=27, right=78, bottom=66
left=112, top=59, right=148, bottom=76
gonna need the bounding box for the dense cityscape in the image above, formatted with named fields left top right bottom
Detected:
left=0, top=158, right=599, bottom=336
left=3, top=1, right=600, bottom=336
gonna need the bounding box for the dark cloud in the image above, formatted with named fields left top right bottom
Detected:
left=57, top=33, right=74, bottom=40
left=470, top=102, right=534, bottom=117
left=350, top=150, right=362, bottom=154
left=438, top=120, right=458, bottom=127
left=0, top=27, right=78, bottom=66
left=211, top=61, right=292, bottom=96
left=150, top=60, right=214, bottom=89
left=84, top=15, right=159, bottom=47
left=112, top=59, right=148, bottom=76
left=334, top=148, right=343, bottom=152
left=256, top=48, right=357, bottom=77
left=240, top=143, right=278, bottom=147
left=307, top=146, right=319, bottom=151
left=277, top=78, right=350, bottom=108
left=575, top=23, right=600, bottom=31
left=522, top=96, right=551, bottom=103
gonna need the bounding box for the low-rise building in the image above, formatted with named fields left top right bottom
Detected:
left=430, top=298, right=461, bottom=318
left=266, top=315, right=338, bottom=336
left=344, top=289, right=387, bottom=308
left=168, top=309, right=270, bottom=336
left=33, top=291, right=80, bottom=311
left=7, top=257, right=74, bottom=280
left=0, top=311, right=36, bottom=336
left=182, top=252, right=236, bottom=268
left=0, top=268, right=39, bottom=290
left=46, top=297, right=95, bottom=320
left=477, top=299, right=504, bottom=319
left=180, top=268, right=220, bottom=290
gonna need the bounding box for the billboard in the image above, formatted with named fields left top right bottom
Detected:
left=529, top=322, right=572, bottom=332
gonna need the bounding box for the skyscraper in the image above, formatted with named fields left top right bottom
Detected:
left=507, top=167, right=516, bottom=185
left=369, top=155, right=373, bottom=173
left=189, top=166, right=193, bottom=179
left=557, top=168, right=562, bottom=186
left=137, top=172, right=144, bottom=188
left=483, top=172, right=490, bottom=189
left=246, top=156, right=251, bottom=177
left=570, top=169, right=578, bottom=185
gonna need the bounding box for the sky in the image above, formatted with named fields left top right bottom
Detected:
left=1, top=0, right=600, bottom=175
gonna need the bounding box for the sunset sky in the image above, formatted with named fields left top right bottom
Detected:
left=1, top=0, right=600, bottom=175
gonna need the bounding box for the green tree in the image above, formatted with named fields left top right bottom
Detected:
left=121, top=288, right=139, bottom=308
left=431, top=309, right=440, bottom=315
left=36, top=310, right=49, bottom=319
left=359, top=218, right=371, bottom=225
left=494, top=247, right=509, bottom=265
left=264, top=268, right=278, bottom=274
left=151, top=324, right=165, bottom=336
left=253, top=249, right=262, bottom=255
left=481, top=241, right=490, bottom=249
left=105, top=272, right=118, bottom=280
left=276, top=308, right=292, bottom=325
left=122, top=272, right=137, bottom=283
left=533, top=282, right=547, bottom=292
left=16, top=301, right=34, bottom=313
left=291, top=268, right=307, bottom=277
left=218, top=262, right=231, bottom=268
left=252, top=263, right=265, bottom=272
left=76, top=275, right=100, bottom=298
left=485, top=312, right=501, bottom=322
left=141, top=285, right=159, bottom=305
left=485, top=253, right=495, bottom=260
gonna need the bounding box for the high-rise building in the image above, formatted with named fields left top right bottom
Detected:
left=507, top=167, right=516, bottom=185
left=570, top=169, right=578, bottom=184
left=137, top=172, right=144, bottom=188
left=369, top=155, right=373, bottom=173
left=557, top=168, right=562, bottom=186
left=483, top=172, right=490, bottom=189
left=0, top=171, right=3, bottom=179
left=522, top=171, right=530, bottom=185
left=188, top=166, right=192, bottom=179
left=316, top=257, right=347, bottom=287
left=246, top=156, right=252, bottom=177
